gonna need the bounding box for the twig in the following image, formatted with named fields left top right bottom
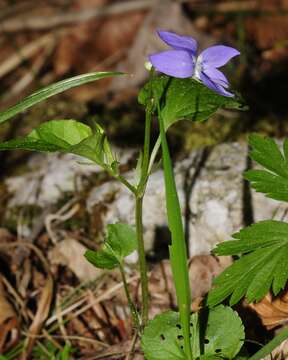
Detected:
left=0, top=30, right=66, bottom=79
left=45, top=199, right=80, bottom=244
left=46, top=274, right=139, bottom=326
left=0, top=241, right=62, bottom=350
left=0, top=0, right=158, bottom=32
left=125, top=332, right=138, bottom=360
left=2, top=41, right=55, bottom=102
left=21, top=332, right=109, bottom=348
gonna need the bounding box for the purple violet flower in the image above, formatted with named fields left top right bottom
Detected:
left=149, top=30, right=240, bottom=97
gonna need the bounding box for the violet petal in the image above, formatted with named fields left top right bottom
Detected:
left=200, top=45, right=240, bottom=68
left=200, top=71, right=234, bottom=97
left=203, top=67, right=229, bottom=89
left=157, top=30, right=197, bottom=53
left=149, top=50, right=194, bottom=78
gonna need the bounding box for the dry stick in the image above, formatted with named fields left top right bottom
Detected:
left=0, top=29, right=68, bottom=79
left=2, top=40, right=56, bottom=102
left=0, top=0, right=264, bottom=33
left=0, top=0, right=158, bottom=32
left=0, top=275, right=61, bottom=351
left=0, top=242, right=56, bottom=358
left=21, top=332, right=109, bottom=348
left=125, top=332, right=138, bottom=360
left=56, top=294, right=71, bottom=346
left=46, top=274, right=140, bottom=326
left=45, top=200, right=80, bottom=244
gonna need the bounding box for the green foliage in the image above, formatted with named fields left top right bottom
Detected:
left=245, top=134, right=288, bottom=201
left=32, top=341, right=75, bottom=360
left=158, top=101, right=192, bottom=358
left=207, top=220, right=288, bottom=307
left=0, top=119, right=116, bottom=169
left=84, top=223, right=137, bottom=269
left=141, top=305, right=244, bottom=360
left=0, top=71, right=122, bottom=124
left=138, top=75, right=245, bottom=130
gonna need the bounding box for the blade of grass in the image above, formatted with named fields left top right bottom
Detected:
left=158, top=101, right=192, bottom=360
left=0, top=71, right=123, bottom=124
left=248, top=327, right=288, bottom=360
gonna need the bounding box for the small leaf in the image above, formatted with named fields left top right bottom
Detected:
left=245, top=134, right=288, bottom=202
left=207, top=220, right=288, bottom=306
left=141, top=306, right=244, bottom=360
left=0, top=71, right=123, bottom=124
left=138, top=75, right=245, bottom=130
left=85, top=223, right=137, bottom=270
left=0, top=120, right=115, bottom=168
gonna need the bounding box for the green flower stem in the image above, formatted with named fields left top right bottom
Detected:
left=148, top=135, right=161, bottom=174
left=248, top=327, right=288, bottom=360
left=119, top=262, right=141, bottom=331
left=137, top=107, right=152, bottom=196
left=134, top=76, right=154, bottom=327
left=116, top=174, right=137, bottom=195
left=135, top=195, right=149, bottom=327
left=158, top=102, right=192, bottom=360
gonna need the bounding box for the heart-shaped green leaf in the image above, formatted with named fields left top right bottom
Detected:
left=0, top=71, right=123, bottom=124
left=141, top=306, right=244, bottom=360
left=84, top=223, right=137, bottom=270
left=138, top=75, right=245, bottom=130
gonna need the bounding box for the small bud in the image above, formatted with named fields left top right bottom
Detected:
left=144, top=61, right=153, bottom=71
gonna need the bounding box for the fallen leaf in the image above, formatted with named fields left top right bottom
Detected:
left=249, top=287, right=288, bottom=330
left=0, top=278, right=19, bottom=353
left=49, top=238, right=101, bottom=281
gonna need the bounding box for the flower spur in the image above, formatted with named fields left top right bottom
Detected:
left=149, top=30, right=240, bottom=97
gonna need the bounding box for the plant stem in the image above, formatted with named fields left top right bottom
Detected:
left=248, top=327, right=288, bottom=360
left=117, top=174, right=137, bottom=194
left=135, top=195, right=149, bottom=327
left=119, top=262, right=141, bottom=331
left=148, top=135, right=161, bottom=174
left=138, top=107, right=152, bottom=196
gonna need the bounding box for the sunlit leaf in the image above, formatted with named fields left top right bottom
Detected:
left=207, top=220, right=288, bottom=307
left=138, top=75, right=245, bottom=130
left=245, top=135, right=288, bottom=202
left=141, top=306, right=244, bottom=360
left=0, top=119, right=115, bottom=168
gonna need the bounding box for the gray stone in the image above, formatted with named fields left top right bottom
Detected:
left=5, top=141, right=285, bottom=257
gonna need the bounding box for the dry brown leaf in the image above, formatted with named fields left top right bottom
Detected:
left=22, top=275, right=53, bottom=359
left=249, top=288, right=288, bottom=330
left=245, top=16, right=288, bottom=50
left=49, top=238, right=101, bottom=281
left=0, top=279, right=19, bottom=353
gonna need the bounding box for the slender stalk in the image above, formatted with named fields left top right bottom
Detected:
left=133, top=72, right=154, bottom=327
left=135, top=196, right=149, bottom=327
left=158, top=102, right=192, bottom=359
left=117, top=174, right=137, bottom=195
left=119, top=262, right=141, bottom=331
left=248, top=327, right=288, bottom=360
left=138, top=107, right=152, bottom=196
left=148, top=135, right=161, bottom=174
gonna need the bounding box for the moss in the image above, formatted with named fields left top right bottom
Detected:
left=4, top=204, right=43, bottom=232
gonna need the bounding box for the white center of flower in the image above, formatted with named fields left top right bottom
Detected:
left=193, top=55, right=203, bottom=80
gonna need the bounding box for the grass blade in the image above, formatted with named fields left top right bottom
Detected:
left=0, top=71, right=123, bottom=124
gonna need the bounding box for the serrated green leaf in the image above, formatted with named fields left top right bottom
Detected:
left=141, top=306, right=244, bottom=360
left=0, top=120, right=115, bottom=168
left=245, top=134, right=288, bottom=201
left=0, top=71, right=123, bottom=124
left=84, top=223, right=137, bottom=270
left=208, top=221, right=288, bottom=306
left=138, top=75, right=245, bottom=130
